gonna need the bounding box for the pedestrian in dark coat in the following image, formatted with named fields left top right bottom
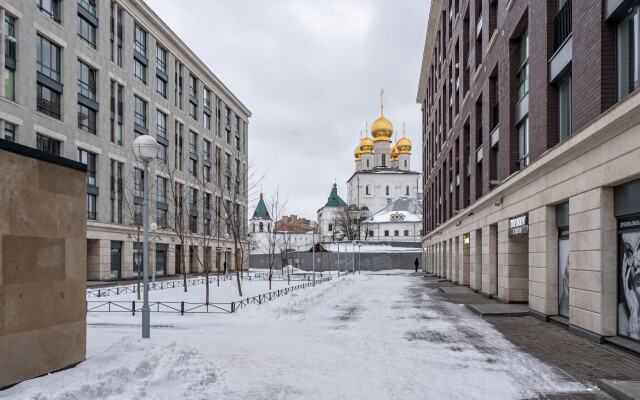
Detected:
left=414, top=258, right=419, bottom=272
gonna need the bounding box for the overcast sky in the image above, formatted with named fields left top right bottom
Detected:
left=147, top=0, right=429, bottom=221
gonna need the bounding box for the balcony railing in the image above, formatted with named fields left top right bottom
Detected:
left=554, top=0, right=572, bottom=52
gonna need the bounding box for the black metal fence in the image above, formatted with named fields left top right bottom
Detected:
left=86, top=275, right=235, bottom=298
left=86, top=276, right=333, bottom=315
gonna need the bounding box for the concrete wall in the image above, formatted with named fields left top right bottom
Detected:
left=250, top=251, right=422, bottom=272
left=0, top=143, right=87, bottom=387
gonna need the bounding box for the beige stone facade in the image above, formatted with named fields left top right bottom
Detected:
left=0, top=145, right=86, bottom=388
left=423, top=88, right=640, bottom=340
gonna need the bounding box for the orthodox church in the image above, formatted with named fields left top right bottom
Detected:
left=348, top=91, right=421, bottom=215
left=317, top=91, right=423, bottom=243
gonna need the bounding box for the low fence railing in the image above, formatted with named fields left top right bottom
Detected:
left=86, top=275, right=235, bottom=298
left=86, top=276, right=333, bottom=315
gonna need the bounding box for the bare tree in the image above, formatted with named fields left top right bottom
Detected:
left=265, top=188, right=287, bottom=290
left=335, top=205, right=364, bottom=241
left=115, top=165, right=157, bottom=300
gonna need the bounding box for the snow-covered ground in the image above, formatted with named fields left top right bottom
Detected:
left=2, top=272, right=589, bottom=399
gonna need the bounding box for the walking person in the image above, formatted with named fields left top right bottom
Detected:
left=414, top=257, right=419, bottom=272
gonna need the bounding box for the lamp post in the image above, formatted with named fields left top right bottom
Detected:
left=351, top=240, right=356, bottom=275
left=224, top=233, right=229, bottom=278
left=132, top=135, right=159, bottom=339
left=357, top=241, right=362, bottom=274
left=150, top=222, right=157, bottom=287
left=310, top=221, right=317, bottom=286
left=336, top=232, right=344, bottom=276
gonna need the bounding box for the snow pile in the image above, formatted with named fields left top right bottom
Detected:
left=1, top=339, right=223, bottom=400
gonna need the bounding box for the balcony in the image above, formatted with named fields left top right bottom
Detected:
left=554, top=0, right=572, bottom=52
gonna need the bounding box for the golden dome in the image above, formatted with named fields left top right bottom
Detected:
left=390, top=144, right=399, bottom=161
left=354, top=145, right=362, bottom=161
left=359, top=134, right=374, bottom=154
left=371, top=89, right=393, bottom=142
left=397, top=136, right=412, bottom=153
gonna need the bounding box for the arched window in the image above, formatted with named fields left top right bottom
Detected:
left=404, top=160, right=407, bottom=168
left=366, top=159, right=370, bottom=168
left=406, top=186, right=409, bottom=195
left=328, top=223, right=333, bottom=231
left=381, top=153, right=386, bottom=167
left=259, top=222, right=264, bottom=232
left=365, top=185, right=370, bottom=195
left=386, top=185, right=390, bottom=195
left=252, top=224, right=255, bottom=233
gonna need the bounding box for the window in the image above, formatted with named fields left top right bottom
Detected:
left=134, top=96, right=147, bottom=128
left=517, top=117, right=529, bottom=169
left=78, top=0, right=97, bottom=15
left=204, top=112, right=211, bottom=130
left=157, top=143, right=167, bottom=164
left=189, top=131, right=198, bottom=156
left=189, top=101, right=197, bottom=120
left=203, top=88, right=212, bottom=110
left=558, top=73, right=572, bottom=142
left=134, top=168, right=144, bottom=198
left=516, top=27, right=529, bottom=102
left=204, top=165, right=211, bottom=182
left=4, top=14, right=15, bottom=101
left=37, top=84, right=61, bottom=119
left=404, top=230, right=409, bottom=236
left=134, top=59, right=147, bottom=84
left=134, top=24, right=147, bottom=57
left=189, top=158, right=197, bottom=177
left=4, top=70, right=14, bottom=101
left=406, top=186, right=410, bottom=196
left=225, top=107, right=231, bottom=126
left=384, top=230, right=389, bottom=237
left=156, top=76, right=167, bottom=98
left=618, top=6, right=640, bottom=99
left=37, top=35, right=61, bottom=82
left=382, top=153, right=386, bottom=167
left=111, top=82, right=124, bottom=145
left=157, top=209, right=167, bottom=229
left=366, top=159, right=370, bottom=168
left=235, top=117, right=241, bottom=150
left=78, top=61, right=97, bottom=100
left=36, top=133, right=60, bottom=155
left=328, top=223, right=332, bottom=231
left=190, top=215, right=198, bottom=233
left=386, top=186, right=390, bottom=196
left=87, top=193, right=97, bottom=220
left=365, top=185, right=370, bottom=195
left=203, top=140, right=211, bottom=162
left=4, top=122, right=15, bottom=142
left=111, top=6, right=123, bottom=67
left=78, top=149, right=96, bottom=186
left=157, top=176, right=167, bottom=203
left=78, top=104, right=97, bottom=134
left=77, top=15, right=96, bottom=48
left=156, top=110, right=167, bottom=138
left=204, top=217, right=211, bottom=235
left=37, top=0, right=62, bottom=22
left=189, top=75, right=197, bottom=98
left=156, top=44, right=167, bottom=74
left=394, top=230, right=399, bottom=236
left=190, top=188, right=198, bottom=211
left=369, top=230, right=374, bottom=237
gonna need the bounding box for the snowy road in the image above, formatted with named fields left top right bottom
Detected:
left=2, top=271, right=590, bottom=399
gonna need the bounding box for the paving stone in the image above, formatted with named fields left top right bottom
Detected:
left=467, top=303, right=530, bottom=317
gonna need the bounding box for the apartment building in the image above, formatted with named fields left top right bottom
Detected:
left=418, top=0, right=640, bottom=346
left=0, top=0, right=251, bottom=280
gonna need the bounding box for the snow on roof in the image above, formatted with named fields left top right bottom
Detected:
left=367, top=210, right=422, bottom=223
left=365, top=197, right=423, bottom=223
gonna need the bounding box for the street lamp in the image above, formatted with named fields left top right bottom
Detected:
left=150, top=222, right=157, bottom=287
left=335, top=232, right=344, bottom=276
left=351, top=240, right=356, bottom=275
left=132, top=134, right=159, bottom=339
left=310, top=221, right=317, bottom=286
left=224, top=233, right=229, bottom=278
left=357, top=241, right=362, bottom=274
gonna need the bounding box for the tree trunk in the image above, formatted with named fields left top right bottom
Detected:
left=205, top=269, right=210, bottom=305
left=182, top=251, right=188, bottom=292
left=235, top=246, right=243, bottom=297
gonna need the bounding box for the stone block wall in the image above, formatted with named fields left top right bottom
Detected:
left=0, top=142, right=87, bottom=387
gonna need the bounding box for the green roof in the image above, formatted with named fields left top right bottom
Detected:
left=325, top=184, right=347, bottom=207
left=252, top=192, right=270, bottom=220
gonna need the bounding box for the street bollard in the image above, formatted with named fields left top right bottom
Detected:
left=132, top=301, right=135, bottom=316
left=181, top=301, right=184, bottom=315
